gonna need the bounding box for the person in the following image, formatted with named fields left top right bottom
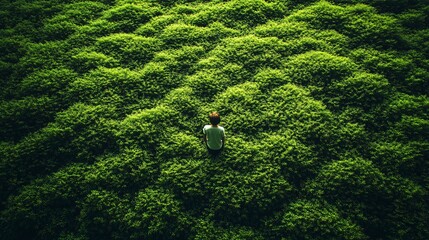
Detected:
left=203, top=111, right=225, bottom=157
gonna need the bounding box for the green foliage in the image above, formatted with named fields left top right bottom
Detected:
left=0, top=96, right=56, bottom=141
left=158, top=22, right=238, bottom=49
left=86, top=148, right=157, bottom=192
left=95, top=33, right=161, bottom=68
left=267, top=200, right=367, bottom=240
left=1, top=0, right=429, bottom=239
left=54, top=1, right=107, bottom=26
left=192, top=220, right=264, bottom=240
left=209, top=35, right=287, bottom=73
left=257, top=134, right=318, bottom=185
left=67, top=67, right=147, bottom=109
left=1, top=163, right=90, bottom=240
left=350, top=48, right=413, bottom=86
left=157, top=133, right=205, bottom=161
left=263, top=84, right=332, bottom=139
left=288, top=1, right=400, bottom=47
left=208, top=162, right=292, bottom=223
left=19, top=68, right=78, bottom=97
left=325, top=72, right=390, bottom=110
left=78, top=189, right=130, bottom=239
left=135, top=14, right=179, bottom=37
left=212, top=82, right=265, bottom=135
left=124, top=188, right=188, bottom=239
left=369, top=140, right=426, bottom=179
left=342, top=4, right=400, bottom=47
left=41, top=20, right=78, bottom=41
left=253, top=68, right=289, bottom=92
left=0, top=103, right=118, bottom=191
left=284, top=51, right=358, bottom=87
left=255, top=20, right=351, bottom=54
left=189, top=0, right=286, bottom=28
left=159, top=158, right=208, bottom=201
left=101, top=2, right=162, bottom=32
left=70, top=50, right=119, bottom=73
left=153, top=46, right=206, bottom=74
left=116, top=105, right=179, bottom=151
left=161, top=87, right=203, bottom=120
left=306, top=158, right=386, bottom=201
left=17, top=41, right=72, bottom=76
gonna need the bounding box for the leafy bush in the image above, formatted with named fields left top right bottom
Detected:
left=288, top=1, right=347, bottom=31
left=116, top=105, right=179, bottom=151
left=254, top=20, right=310, bottom=40
left=53, top=1, right=107, bottom=26
left=158, top=22, right=238, bottom=49
left=41, top=21, right=78, bottom=41
left=325, top=72, right=390, bottom=110
left=0, top=96, right=57, bottom=141
left=78, top=189, right=130, bottom=239
left=255, top=20, right=350, bottom=54
left=398, top=7, right=429, bottom=29
left=70, top=50, right=119, bottom=73
left=189, top=0, right=286, bottom=28
left=211, top=82, right=265, bottom=136
left=135, top=14, right=180, bottom=37
left=1, top=0, right=428, bottom=239
left=67, top=67, right=143, bottom=108
left=262, top=84, right=333, bottom=141
left=253, top=68, right=289, bottom=92
left=185, top=67, right=234, bottom=100
left=152, top=45, right=205, bottom=74
left=68, top=19, right=119, bottom=46
left=124, top=188, right=188, bottom=239
left=17, top=41, right=72, bottom=77
left=306, top=158, right=386, bottom=201
left=288, top=1, right=400, bottom=47
left=266, top=200, right=367, bottom=240
left=208, top=162, right=292, bottom=223
left=350, top=48, right=413, bottom=86
left=0, top=163, right=90, bottom=240
left=209, top=35, right=287, bottom=73
left=159, top=158, right=208, bottom=202
left=256, top=134, right=318, bottom=185
left=369, top=140, right=426, bottom=178
left=1, top=103, right=118, bottom=193
left=157, top=132, right=205, bottom=161
left=342, top=4, right=400, bottom=47
left=304, top=158, right=393, bottom=238
left=192, top=220, right=264, bottom=240
left=86, top=148, right=157, bottom=192
left=284, top=51, right=358, bottom=87
left=19, top=68, right=78, bottom=97
left=101, top=3, right=162, bottom=32
left=161, top=87, right=203, bottom=122
left=95, top=33, right=161, bottom=68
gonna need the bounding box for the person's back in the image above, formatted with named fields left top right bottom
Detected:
left=203, top=112, right=225, bottom=156
left=203, top=125, right=225, bottom=150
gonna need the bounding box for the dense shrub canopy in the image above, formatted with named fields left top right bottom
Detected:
left=1, top=0, right=428, bottom=239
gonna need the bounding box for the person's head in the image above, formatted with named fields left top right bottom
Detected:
left=209, top=111, right=220, bottom=125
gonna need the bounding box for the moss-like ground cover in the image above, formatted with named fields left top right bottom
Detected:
left=0, top=0, right=428, bottom=239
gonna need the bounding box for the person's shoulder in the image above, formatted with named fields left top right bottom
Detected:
left=203, top=125, right=211, bottom=129
left=219, top=126, right=225, bottom=131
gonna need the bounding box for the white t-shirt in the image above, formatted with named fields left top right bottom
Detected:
left=203, top=125, right=225, bottom=150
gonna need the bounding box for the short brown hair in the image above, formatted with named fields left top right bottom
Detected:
left=209, top=111, right=220, bottom=125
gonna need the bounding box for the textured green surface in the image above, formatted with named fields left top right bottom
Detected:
left=0, top=0, right=428, bottom=239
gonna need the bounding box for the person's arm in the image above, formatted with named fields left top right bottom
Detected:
left=202, top=127, right=207, bottom=144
